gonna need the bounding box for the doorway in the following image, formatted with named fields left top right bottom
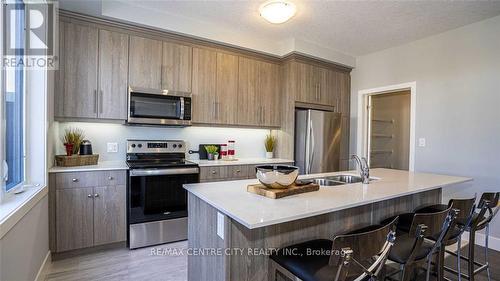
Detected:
left=356, top=82, right=416, bottom=171
left=368, top=91, right=410, bottom=170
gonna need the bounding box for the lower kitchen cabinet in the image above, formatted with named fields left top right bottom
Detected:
left=50, top=170, right=127, bottom=253
left=199, top=162, right=293, bottom=182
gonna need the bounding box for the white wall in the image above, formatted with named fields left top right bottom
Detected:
left=0, top=196, right=49, bottom=281
left=351, top=15, right=500, bottom=244
left=52, top=122, right=274, bottom=162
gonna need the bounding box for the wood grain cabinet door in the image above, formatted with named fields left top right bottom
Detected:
left=58, top=22, right=99, bottom=119
left=259, top=61, right=281, bottom=127
left=216, top=52, right=239, bottom=125
left=294, top=61, right=318, bottom=104
left=129, top=36, right=162, bottom=89
left=162, top=42, right=192, bottom=93
left=56, top=187, right=94, bottom=252
left=191, top=48, right=217, bottom=123
left=93, top=185, right=126, bottom=245
left=237, top=57, right=260, bottom=126
left=98, top=29, right=129, bottom=120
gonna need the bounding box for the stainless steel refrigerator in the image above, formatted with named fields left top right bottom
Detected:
left=294, top=109, right=342, bottom=174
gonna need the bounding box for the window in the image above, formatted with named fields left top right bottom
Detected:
left=3, top=1, right=25, bottom=191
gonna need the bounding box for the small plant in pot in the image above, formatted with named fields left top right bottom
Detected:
left=205, top=145, right=219, bottom=160
left=61, top=128, right=85, bottom=156
left=265, top=134, right=276, bottom=159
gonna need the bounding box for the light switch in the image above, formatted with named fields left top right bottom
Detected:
left=107, top=142, right=118, bottom=153
left=418, top=138, right=426, bottom=147
left=217, top=212, right=224, bottom=239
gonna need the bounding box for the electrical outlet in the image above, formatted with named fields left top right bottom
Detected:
left=217, top=212, right=224, bottom=239
left=418, top=138, right=426, bottom=147
left=107, top=142, right=118, bottom=153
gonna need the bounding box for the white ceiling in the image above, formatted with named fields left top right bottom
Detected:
left=60, top=0, right=500, bottom=65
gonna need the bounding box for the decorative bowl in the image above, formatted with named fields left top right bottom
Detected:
left=255, top=165, right=299, bottom=189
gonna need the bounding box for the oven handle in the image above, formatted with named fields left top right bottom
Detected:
left=129, top=167, right=199, bottom=177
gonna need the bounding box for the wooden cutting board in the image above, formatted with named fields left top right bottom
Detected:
left=247, top=182, right=320, bottom=199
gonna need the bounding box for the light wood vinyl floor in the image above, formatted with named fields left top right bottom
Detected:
left=43, top=241, right=499, bottom=281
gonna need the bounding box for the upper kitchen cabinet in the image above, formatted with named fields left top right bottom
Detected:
left=293, top=61, right=341, bottom=109
left=191, top=48, right=217, bottom=123
left=55, top=21, right=98, bottom=119
left=98, top=29, right=129, bottom=120
left=237, top=57, right=281, bottom=127
left=128, top=35, right=162, bottom=89
left=55, top=21, right=129, bottom=121
left=215, top=52, right=239, bottom=125
left=162, top=42, right=192, bottom=93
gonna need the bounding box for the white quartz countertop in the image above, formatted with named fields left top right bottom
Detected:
left=189, top=158, right=294, bottom=167
left=48, top=161, right=128, bottom=173
left=183, top=169, right=472, bottom=229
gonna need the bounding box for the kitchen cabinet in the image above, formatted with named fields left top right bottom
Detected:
left=50, top=170, right=127, bottom=252
left=55, top=21, right=98, bottom=119
left=192, top=48, right=217, bottom=123
left=199, top=162, right=293, bottom=182
left=98, top=29, right=129, bottom=120
left=128, top=35, right=162, bottom=89
left=162, top=42, right=192, bottom=93
left=293, top=61, right=340, bottom=108
left=215, top=52, right=239, bottom=125
left=55, top=21, right=129, bottom=121
left=237, top=57, right=281, bottom=127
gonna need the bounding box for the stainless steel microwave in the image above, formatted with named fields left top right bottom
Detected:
left=127, top=87, right=192, bottom=126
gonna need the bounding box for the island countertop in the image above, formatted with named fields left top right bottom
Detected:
left=183, top=168, right=471, bottom=229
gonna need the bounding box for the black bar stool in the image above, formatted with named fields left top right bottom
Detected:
left=415, top=196, right=477, bottom=281
left=268, top=217, right=398, bottom=281
left=382, top=206, right=457, bottom=281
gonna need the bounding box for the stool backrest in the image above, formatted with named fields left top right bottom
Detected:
left=409, top=205, right=453, bottom=237
left=329, top=217, right=398, bottom=280
left=477, top=192, right=500, bottom=225
left=448, top=196, right=476, bottom=223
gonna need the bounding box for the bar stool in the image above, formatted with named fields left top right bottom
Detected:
left=382, top=206, right=457, bottom=281
left=268, top=217, right=398, bottom=281
left=415, top=196, right=477, bottom=281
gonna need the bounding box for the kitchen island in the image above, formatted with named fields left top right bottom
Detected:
left=183, top=168, right=471, bottom=281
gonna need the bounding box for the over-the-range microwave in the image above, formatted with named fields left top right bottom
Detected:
left=127, top=87, right=192, bottom=126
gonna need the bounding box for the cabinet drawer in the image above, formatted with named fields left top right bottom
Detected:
left=56, top=171, right=99, bottom=189
left=98, top=170, right=126, bottom=186
left=227, top=165, right=248, bottom=180
left=200, top=166, right=227, bottom=182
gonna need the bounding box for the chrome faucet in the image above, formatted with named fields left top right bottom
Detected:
left=351, top=155, right=370, bottom=184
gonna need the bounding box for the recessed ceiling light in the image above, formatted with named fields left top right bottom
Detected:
left=259, top=1, right=297, bottom=24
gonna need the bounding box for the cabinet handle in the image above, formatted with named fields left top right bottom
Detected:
left=213, top=101, right=217, bottom=119
left=94, top=193, right=99, bottom=198
left=336, top=98, right=340, bottom=113
left=87, top=194, right=93, bottom=198
left=108, top=176, right=114, bottom=180
left=94, top=89, right=98, bottom=113
left=99, top=90, right=103, bottom=114
left=318, top=84, right=321, bottom=101
left=72, top=178, right=79, bottom=182
left=236, top=169, right=241, bottom=173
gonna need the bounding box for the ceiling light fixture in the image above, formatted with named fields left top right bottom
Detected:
left=259, top=0, right=297, bottom=24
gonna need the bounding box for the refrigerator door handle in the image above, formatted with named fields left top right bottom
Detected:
left=309, top=118, right=315, bottom=174
left=304, top=111, right=311, bottom=174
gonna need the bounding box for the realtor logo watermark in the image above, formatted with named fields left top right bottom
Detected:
left=2, top=1, right=58, bottom=69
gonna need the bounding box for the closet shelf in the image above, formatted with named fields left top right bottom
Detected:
left=371, top=150, right=393, bottom=154
left=372, top=134, right=393, bottom=138
left=372, top=119, right=394, bottom=124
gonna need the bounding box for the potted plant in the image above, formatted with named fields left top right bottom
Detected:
left=265, top=134, right=276, bottom=159
left=204, top=145, right=219, bottom=160
left=61, top=128, right=85, bottom=156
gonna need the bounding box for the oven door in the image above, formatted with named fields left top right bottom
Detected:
left=127, top=167, right=199, bottom=225
left=128, top=88, right=192, bottom=126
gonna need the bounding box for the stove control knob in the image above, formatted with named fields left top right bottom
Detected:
left=131, top=144, right=136, bottom=148
left=138, top=144, right=143, bottom=148
left=173, top=144, right=177, bottom=148
left=178, top=144, right=183, bottom=148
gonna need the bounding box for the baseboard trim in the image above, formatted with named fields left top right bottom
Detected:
left=34, top=251, right=51, bottom=281
left=462, top=231, right=500, bottom=252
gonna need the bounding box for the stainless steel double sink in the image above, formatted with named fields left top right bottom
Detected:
left=310, top=175, right=369, bottom=186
